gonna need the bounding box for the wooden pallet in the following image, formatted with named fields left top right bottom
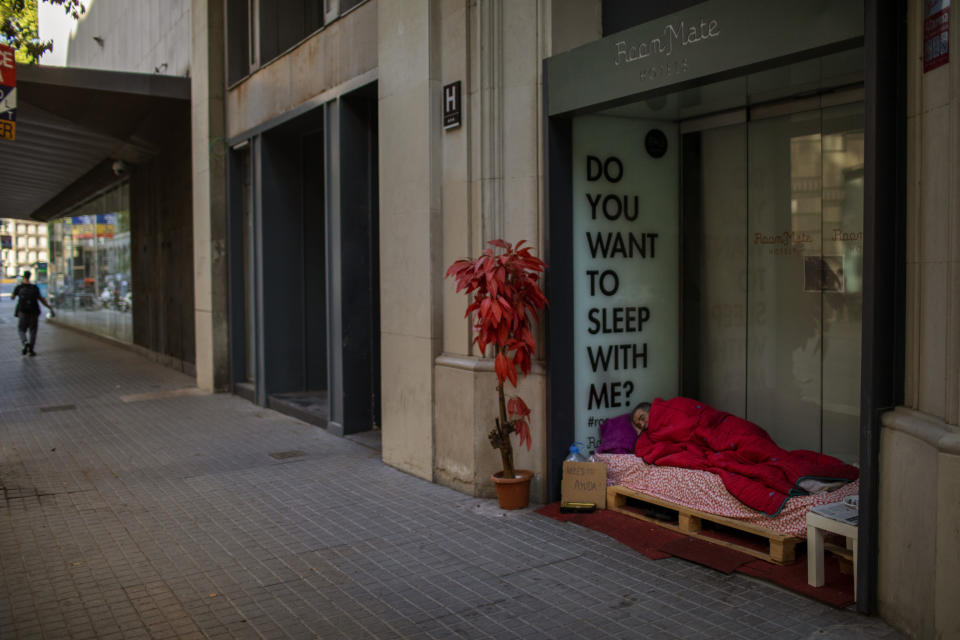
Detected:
left=606, top=485, right=801, bottom=565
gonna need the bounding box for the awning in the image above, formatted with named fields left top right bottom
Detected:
left=0, top=65, right=190, bottom=221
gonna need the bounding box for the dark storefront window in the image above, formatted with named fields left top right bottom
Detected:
left=258, top=0, right=324, bottom=63
left=601, top=0, right=708, bottom=36
left=338, top=0, right=365, bottom=14
left=47, top=184, right=132, bottom=343
left=226, top=0, right=251, bottom=85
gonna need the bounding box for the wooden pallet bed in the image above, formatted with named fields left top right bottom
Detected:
left=606, top=484, right=802, bottom=565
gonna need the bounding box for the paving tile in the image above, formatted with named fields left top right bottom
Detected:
left=0, top=321, right=908, bottom=640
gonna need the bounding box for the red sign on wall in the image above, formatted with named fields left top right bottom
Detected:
left=0, top=43, right=16, bottom=140
left=924, top=0, right=951, bottom=72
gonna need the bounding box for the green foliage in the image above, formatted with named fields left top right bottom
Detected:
left=0, top=0, right=85, bottom=64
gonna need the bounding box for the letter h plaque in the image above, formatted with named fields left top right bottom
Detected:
left=443, top=81, right=461, bottom=130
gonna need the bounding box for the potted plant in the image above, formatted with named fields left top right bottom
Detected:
left=446, top=239, right=548, bottom=509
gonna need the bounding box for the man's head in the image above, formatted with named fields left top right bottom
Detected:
left=632, top=402, right=651, bottom=433
left=22, top=270, right=31, bottom=282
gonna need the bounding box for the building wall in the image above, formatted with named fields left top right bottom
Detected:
left=64, top=0, right=191, bottom=76
left=377, top=0, right=441, bottom=480
left=217, top=2, right=380, bottom=401
left=40, top=0, right=196, bottom=369
left=191, top=0, right=228, bottom=392
left=223, top=1, right=378, bottom=140
left=0, top=220, right=49, bottom=278
left=877, top=1, right=960, bottom=637
left=128, top=104, right=195, bottom=370
left=200, top=2, right=958, bottom=634
left=429, top=0, right=600, bottom=499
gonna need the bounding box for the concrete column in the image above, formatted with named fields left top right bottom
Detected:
left=876, top=1, right=960, bottom=637
left=378, top=2, right=442, bottom=480
left=191, top=0, right=230, bottom=391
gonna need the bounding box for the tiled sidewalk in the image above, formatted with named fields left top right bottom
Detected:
left=0, top=304, right=904, bottom=639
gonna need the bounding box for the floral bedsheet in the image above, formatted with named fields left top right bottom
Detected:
left=594, top=453, right=859, bottom=538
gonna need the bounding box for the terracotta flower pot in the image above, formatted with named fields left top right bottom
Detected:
left=491, top=469, right=533, bottom=510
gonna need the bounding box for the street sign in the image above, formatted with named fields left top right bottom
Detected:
left=442, top=81, right=461, bottom=130
left=0, top=43, right=16, bottom=140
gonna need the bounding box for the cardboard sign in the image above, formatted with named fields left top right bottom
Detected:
left=561, top=461, right=607, bottom=509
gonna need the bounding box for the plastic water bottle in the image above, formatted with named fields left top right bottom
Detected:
left=564, top=442, right=588, bottom=462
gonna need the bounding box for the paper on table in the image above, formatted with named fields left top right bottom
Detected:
left=810, top=500, right=859, bottom=526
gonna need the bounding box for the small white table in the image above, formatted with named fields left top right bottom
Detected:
left=806, top=510, right=858, bottom=600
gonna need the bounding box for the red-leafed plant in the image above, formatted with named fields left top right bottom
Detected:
left=446, top=239, right=548, bottom=479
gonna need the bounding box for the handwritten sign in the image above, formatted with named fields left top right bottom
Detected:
left=561, top=461, right=608, bottom=508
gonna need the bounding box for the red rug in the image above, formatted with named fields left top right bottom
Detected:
left=536, top=502, right=854, bottom=608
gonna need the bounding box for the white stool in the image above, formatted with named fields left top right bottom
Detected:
left=806, top=510, right=857, bottom=600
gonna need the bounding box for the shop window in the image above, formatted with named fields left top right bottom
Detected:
left=17, top=237, right=25, bottom=248
left=39, top=236, right=47, bottom=248
left=28, top=251, right=36, bottom=263
left=17, top=224, right=25, bottom=234
left=339, top=0, right=364, bottom=13
left=28, top=237, right=36, bottom=248
left=47, top=183, right=132, bottom=344
left=259, top=0, right=324, bottom=63
left=226, top=0, right=251, bottom=85
left=226, top=0, right=369, bottom=84
left=28, top=225, right=36, bottom=234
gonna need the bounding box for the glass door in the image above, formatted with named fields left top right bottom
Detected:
left=240, top=146, right=257, bottom=383
left=683, top=99, right=864, bottom=461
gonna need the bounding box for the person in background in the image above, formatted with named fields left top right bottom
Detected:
left=11, top=270, right=55, bottom=357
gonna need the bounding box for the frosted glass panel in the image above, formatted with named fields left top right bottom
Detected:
left=746, top=111, right=823, bottom=452
left=697, top=125, right=747, bottom=417
left=687, top=101, right=864, bottom=460
left=572, top=116, right=680, bottom=453
left=821, top=104, right=864, bottom=462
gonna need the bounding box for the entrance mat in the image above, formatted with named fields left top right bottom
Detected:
left=535, top=502, right=854, bottom=608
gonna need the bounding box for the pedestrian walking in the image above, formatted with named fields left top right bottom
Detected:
left=11, top=270, right=55, bottom=357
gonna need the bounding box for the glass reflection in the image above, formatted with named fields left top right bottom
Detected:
left=687, top=103, right=864, bottom=461
left=47, top=184, right=132, bottom=343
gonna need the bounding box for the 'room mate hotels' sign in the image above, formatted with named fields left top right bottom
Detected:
left=0, top=44, right=16, bottom=140
left=573, top=116, right=679, bottom=452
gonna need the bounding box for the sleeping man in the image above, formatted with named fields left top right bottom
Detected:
left=597, top=396, right=859, bottom=515
left=596, top=402, right=650, bottom=454
left=631, top=402, right=651, bottom=434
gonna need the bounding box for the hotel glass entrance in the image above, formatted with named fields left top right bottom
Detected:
left=682, top=98, right=864, bottom=461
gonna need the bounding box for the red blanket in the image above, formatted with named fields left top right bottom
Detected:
left=634, top=397, right=859, bottom=516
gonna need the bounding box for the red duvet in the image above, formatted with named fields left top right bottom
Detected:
left=634, top=397, right=859, bottom=516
